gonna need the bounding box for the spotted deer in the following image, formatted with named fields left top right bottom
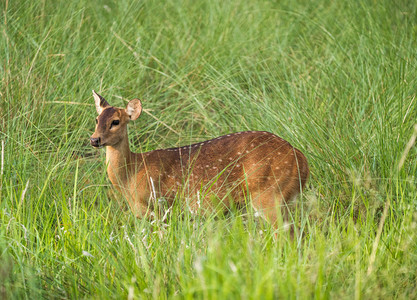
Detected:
left=90, top=90, right=309, bottom=230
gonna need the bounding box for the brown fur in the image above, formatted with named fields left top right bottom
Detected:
left=90, top=91, right=309, bottom=228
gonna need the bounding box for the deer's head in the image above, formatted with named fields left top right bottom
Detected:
left=90, top=90, right=142, bottom=148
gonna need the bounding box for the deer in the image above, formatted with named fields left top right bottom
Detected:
left=90, top=90, right=309, bottom=232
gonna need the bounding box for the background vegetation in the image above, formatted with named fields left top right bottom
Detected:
left=1, top=0, right=416, bottom=298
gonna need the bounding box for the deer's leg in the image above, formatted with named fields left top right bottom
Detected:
left=129, top=200, right=153, bottom=219
left=251, top=189, right=295, bottom=237
left=118, top=185, right=152, bottom=219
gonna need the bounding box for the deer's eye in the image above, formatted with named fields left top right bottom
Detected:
left=110, top=120, right=120, bottom=128
left=95, top=119, right=98, bottom=124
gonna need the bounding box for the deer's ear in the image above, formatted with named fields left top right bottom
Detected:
left=125, top=99, right=142, bottom=121
left=92, top=90, right=109, bottom=115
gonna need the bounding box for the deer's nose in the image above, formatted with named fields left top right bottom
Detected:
left=90, top=137, right=101, bottom=147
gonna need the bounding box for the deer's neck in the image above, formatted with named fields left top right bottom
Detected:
left=106, top=136, right=133, bottom=187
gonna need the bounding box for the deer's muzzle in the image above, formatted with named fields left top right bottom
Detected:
left=90, top=137, right=101, bottom=148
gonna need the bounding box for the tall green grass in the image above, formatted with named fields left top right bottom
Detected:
left=1, top=0, right=417, bottom=298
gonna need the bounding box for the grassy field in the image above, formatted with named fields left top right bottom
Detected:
left=1, top=0, right=417, bottom=298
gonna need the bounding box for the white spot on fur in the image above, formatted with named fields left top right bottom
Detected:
left=218, top=159, right=222, bottom=162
